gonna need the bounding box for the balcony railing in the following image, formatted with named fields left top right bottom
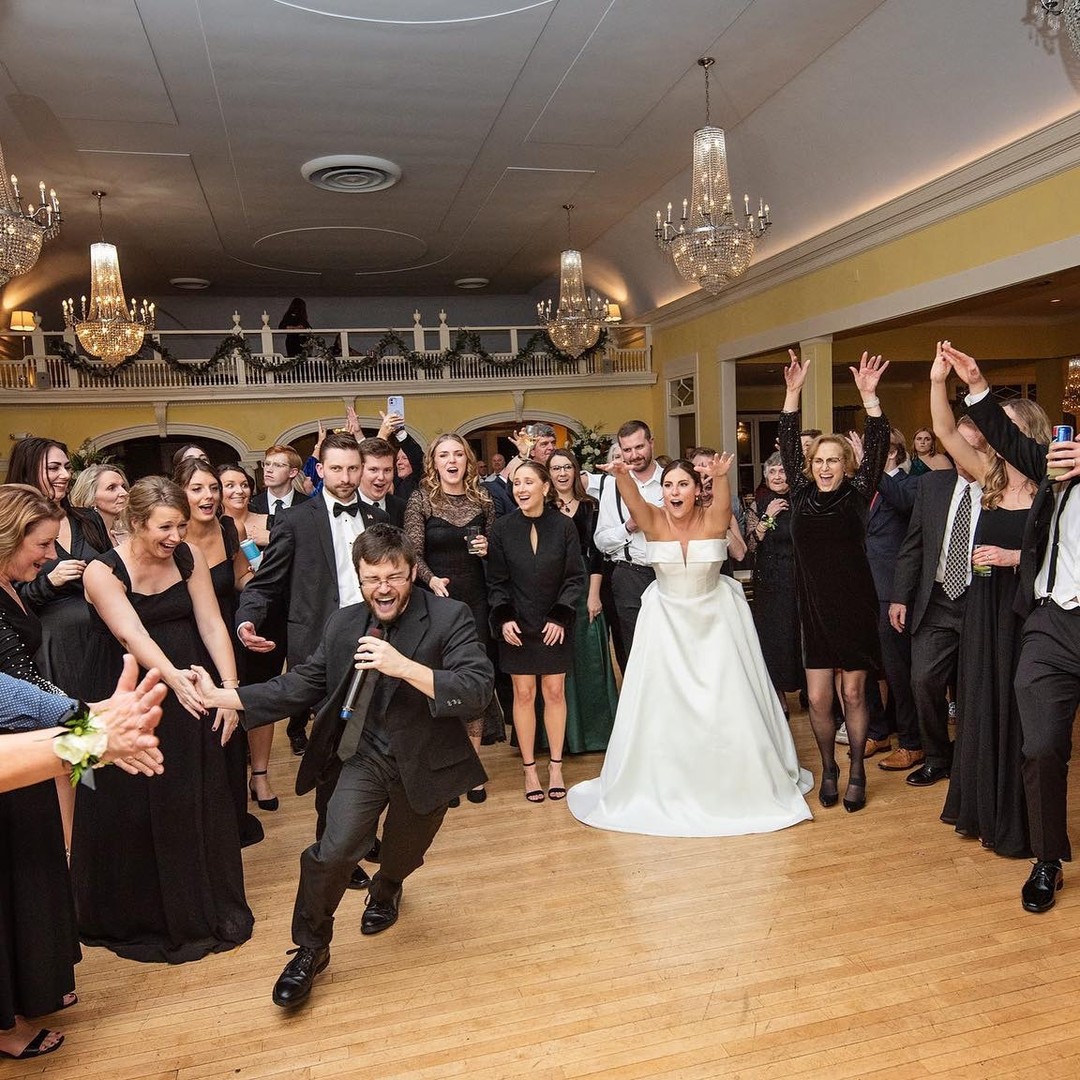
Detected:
left=0, top=311, right=652, bottom=400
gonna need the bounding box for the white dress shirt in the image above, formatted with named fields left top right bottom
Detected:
left=1035, top=483, right=1080, bottom=609
left=594, top=462, right=664, bottom=566
left=322, top=489, right=364, bottom=607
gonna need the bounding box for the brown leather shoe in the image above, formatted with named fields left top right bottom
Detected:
left=864, top=737, right=892, bottom=757
left=878, top=747, right=925, bottom=771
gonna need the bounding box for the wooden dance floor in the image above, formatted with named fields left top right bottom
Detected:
left=12, top=712, right=1080, bottom=1079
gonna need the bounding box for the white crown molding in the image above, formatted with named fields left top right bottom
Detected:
left=644, top=111, right=1080, bottom=332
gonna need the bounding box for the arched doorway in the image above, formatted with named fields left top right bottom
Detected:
left=95, top=428, right=249, bottom=481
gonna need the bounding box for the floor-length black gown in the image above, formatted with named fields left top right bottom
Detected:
left=0, top=592, right=80, bottom=1026
left=71, top=544, right=253, bottom=963
left=940, top=507, right=1031, bottom=857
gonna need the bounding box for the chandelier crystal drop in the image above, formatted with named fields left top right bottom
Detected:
left=0, top=138, right=61, bottom=287
left=537, top=204, right=606, bottom=358
left=655, top=57, right=772, bottom=294
left=62, top=192, right=154, bottom=366
left=1026, top=1, right=1080, bottom=54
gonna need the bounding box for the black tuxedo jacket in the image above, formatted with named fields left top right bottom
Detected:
left=235, top=495, right=388, bottom=666
left=891, top=468, right=961, bottom=634
left=866, top=469, right=917, bottom=602
left=967, top=393, right=1057, bottom=618
left=360, top=493, right=406, bottom=529
left=482, top=478, right=516, bottom=518
left=237, top=591, right=492, bottom=812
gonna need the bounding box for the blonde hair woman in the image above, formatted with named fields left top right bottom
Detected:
left=69, top=463, right=129, bottom=545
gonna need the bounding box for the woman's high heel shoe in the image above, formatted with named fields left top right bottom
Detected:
left=843, top=777, right=867, bottom=813
left=818, top=763, right=840, bottom=808
left=249, top=769, right=279, bottom=811
left=522, top=761, right=545, bottom=803
left=547, top=758, right=566, bottom=801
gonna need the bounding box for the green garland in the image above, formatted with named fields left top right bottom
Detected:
left=54, top=340, right=140, bottom=379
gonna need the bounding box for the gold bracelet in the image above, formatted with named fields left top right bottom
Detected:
left=221, top=679, right=240, bottom=689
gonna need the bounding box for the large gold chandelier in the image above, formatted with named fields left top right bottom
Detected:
left=655, top=57, right=772, bottom=294
left=62, top=192, right=154, bottom=365
left=537, top=204, right=606, bottom=358
left=0, top=137, right=61, bottom=286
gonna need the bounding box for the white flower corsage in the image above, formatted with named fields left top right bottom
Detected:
left=54, top=704, right=108, bottom=789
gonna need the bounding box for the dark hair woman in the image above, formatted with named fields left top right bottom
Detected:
left=778, top=350, right=892, bottom=813
left=547, top=448, right=617, bottom=752
left=404, top=434, right=501, bottom=804
left=278, top=297, right=311, bottom=357
left=487, top=461, right=584, bottom=802
left=72, top=476, right=253, bottom=963
left=745, top=452, right=804, bottom=715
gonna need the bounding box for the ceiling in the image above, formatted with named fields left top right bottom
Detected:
left=2, top=0, right=1080, bottom=320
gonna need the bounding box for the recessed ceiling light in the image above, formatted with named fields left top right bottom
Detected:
left=169, top=277, right=211, bottom=290
left=301, top=155, right=402, bottom=193
left=454, top=277, right=489, bottom=289
left=1050, top=298, right=1063, bottom=303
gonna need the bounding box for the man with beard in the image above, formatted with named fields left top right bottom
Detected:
left=197, top=524, right=493, bottom=1006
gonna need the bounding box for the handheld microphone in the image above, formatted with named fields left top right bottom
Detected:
left=340, top=625, right=385, bottom=720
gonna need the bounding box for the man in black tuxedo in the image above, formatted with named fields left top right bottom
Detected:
left=198, top=525, right=492, bottom=1006
left=356, top=436, right=407, bottom=527
left=236, top=432, right=387, bottom=756
left=890, top=422, right=984, bottom=787
left=250, top=444, right=305, bottom=522
left=945, top=342, right=1080, bottom=913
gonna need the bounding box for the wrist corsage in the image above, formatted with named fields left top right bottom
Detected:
left=54, top=702, right=108, bottom=789
left=761, top=514, right=777, bottom=531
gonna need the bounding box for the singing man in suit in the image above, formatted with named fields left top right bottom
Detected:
left=236, top=431, right=387, bottom=759
left=945, top=342, right=1080, bottom=913
left=889, top=420, right=984, bottom=787
left=198, top=525, right=493, bottom=1006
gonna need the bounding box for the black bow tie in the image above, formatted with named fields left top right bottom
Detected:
left=333, top=501, right=359, bottom=517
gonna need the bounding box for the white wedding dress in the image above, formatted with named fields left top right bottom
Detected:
left=567, top=539, right=813, bottom=837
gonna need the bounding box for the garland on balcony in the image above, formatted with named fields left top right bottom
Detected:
left=145, top=338, right=227, bottom=377
left=54, top=340, right=140, bottom=379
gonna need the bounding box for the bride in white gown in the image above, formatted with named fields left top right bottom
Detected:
left=567, top=454, right=813, bottom=837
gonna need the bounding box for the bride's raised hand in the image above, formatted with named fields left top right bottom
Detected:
left=696, top=451, right=734, bottom=481
left=850, top=351, right=889, bottom=396
left=784, top=349, right=810, bottom=392
left=597, top=458, right=630, bottom=476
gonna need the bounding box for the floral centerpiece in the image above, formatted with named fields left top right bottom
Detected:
left=567, top=423, right=612, bottom=471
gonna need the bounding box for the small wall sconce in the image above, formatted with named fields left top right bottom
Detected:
left=9, top=310, right=35, bottom=332
left=604, top=303, right=623, bottom=324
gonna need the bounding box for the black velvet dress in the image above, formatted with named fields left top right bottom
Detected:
left=941, top=507, right=1031, bottom=857
left=746, top=495, right=804, bottom=694
left=71, top=544, right=253, bottom=963
left=779, top=411, right=890, bottom=671
left=206, top=519, right=263, bottom=848
left=0, top=592, right=79, bottom=1027
left=487, top=505, right=584, bottom=675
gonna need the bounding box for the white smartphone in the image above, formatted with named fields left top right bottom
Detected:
left=387, top=394, right=405, bottom=418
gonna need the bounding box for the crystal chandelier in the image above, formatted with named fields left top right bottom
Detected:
left=0, top=138, right=61, bottom=287
left=62, top=192, right=154, bottom=366
left=655, top=57, right=772, bottom=294
left=537, top=204, right=606, bottom=358
left=1025, top=1, right=1080, bottom=54
left=1063, top=358, right=1080, bottom=413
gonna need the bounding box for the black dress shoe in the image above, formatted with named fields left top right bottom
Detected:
left=346, top=865, right=371, bottom=890
left=466, top=787, right=487, bottom=804
left=364, top=837, right=381, bottom=863
left=271, top=945, right=330, bottom=1008
left=288, top=732, right=309, bottom=756
left=905, top=763, right=950, bottom=787
left=1022, top=861, right=1063, bottom=913
left=361, top=886, right=402, bottom=935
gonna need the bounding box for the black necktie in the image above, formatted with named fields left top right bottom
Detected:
left=334, top=501, right=359, bottom=517
left=1046, top=479, right=1077, bottom=596
left=273, top=499, right=284, bottom=516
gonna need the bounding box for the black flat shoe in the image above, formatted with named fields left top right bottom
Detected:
left=466, top=787, right=487, bottom=803
left=361, top=886, right=402, bottom=935
left=0, top=1029, right=64, bottom=1059
left=249, top=769, right=279, bottom=811
left=271, top=946, right=330, bottom=1008
left=1022, top=861, right=1063, bottom=913
left=818, top=763, right=840, bottom=808
left=448, top=796, right=461, bottom=808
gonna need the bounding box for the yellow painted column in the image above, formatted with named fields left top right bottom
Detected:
left=799, top=336, right=834, bottom=433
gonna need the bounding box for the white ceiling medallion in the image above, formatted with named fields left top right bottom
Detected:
left=169, top=277, right=211, bottom=290
left=301, top=155, right=402, bottom=193
left=454, top=277, right=489, bottom=289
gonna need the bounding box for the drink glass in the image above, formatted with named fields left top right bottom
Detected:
left=465, top=526, right=483, bottom=554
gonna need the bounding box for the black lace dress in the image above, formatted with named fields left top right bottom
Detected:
left=778, top=411, right=891, bottom=671
left=0, top=591, right=79, bottom=1027
left=941, top=506, right=1031, bottom=857
left=70, top=544, right=253, bottom=963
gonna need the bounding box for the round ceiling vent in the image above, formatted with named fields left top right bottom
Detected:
left=301, top=155, right=402, bottom=193
left=169, top=277, right=211, bottom=290
left=454, top=277, right=489, bottom=289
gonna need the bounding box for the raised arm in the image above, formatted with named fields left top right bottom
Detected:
left=848, top=352, right=891, bottom=498
left=696, top=453, right=734, bottom=537
left=597, top=460, right=666, bottom=538
left=929, top=342, right=988, bottom=483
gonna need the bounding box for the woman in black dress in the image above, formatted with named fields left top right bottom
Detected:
left=547, top=449, right=617, bottom=752
left=930, top=345, right=1049, bottom=855
left=69, top=463, right=129, bottom=546
left=0, top=484, right=74, bottom=1060
left=72, top=476, right=253, bottom=963
left=175, top=458, right=268, bottom=846
left=488, top=462, right=584, bottom=802
left=779, top=350, right=891, bottom=813
left=745, top=452, right=804, bottom=715
left=404, top=434, right=500, bottom=803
